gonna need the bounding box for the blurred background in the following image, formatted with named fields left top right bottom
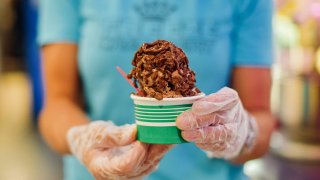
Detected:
left=1, top=0, right=320, bottom=180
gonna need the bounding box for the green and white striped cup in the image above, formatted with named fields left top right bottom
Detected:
left=131, top=93, right=205, bottom=144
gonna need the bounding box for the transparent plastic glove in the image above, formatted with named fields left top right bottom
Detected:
left=176, top=87, right=258, bottom=159
left=67, top=121, right=172, bottom=180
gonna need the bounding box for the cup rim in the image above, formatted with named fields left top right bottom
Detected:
left=130, top=92, right=205, bottom=102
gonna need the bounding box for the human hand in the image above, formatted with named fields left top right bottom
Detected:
left=67, top=121, right=172, bottom=180
left=176, top=87, right=258, bottom=159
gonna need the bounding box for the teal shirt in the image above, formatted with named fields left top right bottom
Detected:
left=38, top=0, right=273, bottom=179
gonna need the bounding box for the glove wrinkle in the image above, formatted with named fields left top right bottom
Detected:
left=67, top=121, right=171, bottom=179
left=176, top=87, right=258, bottom=159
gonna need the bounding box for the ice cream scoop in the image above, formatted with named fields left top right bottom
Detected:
left=128, top=40, right=200, bottom=100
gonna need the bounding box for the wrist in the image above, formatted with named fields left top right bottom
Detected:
left=229, top=114, right=259, bottom=164
left=204, top=113, right=259, bottom=161
left=242, top=114, right=259, bottom=154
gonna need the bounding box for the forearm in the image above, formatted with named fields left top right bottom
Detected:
left=231, top=110, right=276, bottom=164
left=39, top=98, right=89, bottom=154
left=39, top=43, right=86, bottom=154
left=230, top=67, right=275, bottom=163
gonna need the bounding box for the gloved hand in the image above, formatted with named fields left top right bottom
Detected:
left=67, top=121, right=172, bottom=180
left=176, top=87, right=258, bottom=159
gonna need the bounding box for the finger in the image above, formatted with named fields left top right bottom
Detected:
left=181, top=124, right=235, bottom=143
left=127, top=156, right=163, bottom=179
left=106, top=141, right=149, bottom=175
left=100, top=123, right=137, bottom=147
left=67, top=121, right=114, bottom=147
left=196, top=142, right=227, bottom=151
left=192, top=87, right=239, bottom=115
left=126, top=159, right=160, bottom=179
left=133, top=144, right=173, bottom=177
left=207, top=147, right=231, bottom=158
left=89, top=141, right=148, bottom=178
left=127, top=144, right=173, bottom=177
left=176, top=110, right=222, bottom=130
left=147, top=144, right=173, bottom=160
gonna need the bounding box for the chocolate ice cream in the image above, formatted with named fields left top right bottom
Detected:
left=128, top=40, right=200, bottom=100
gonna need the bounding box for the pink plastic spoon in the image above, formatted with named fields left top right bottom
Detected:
left=116, top=66, right=145, bottom=96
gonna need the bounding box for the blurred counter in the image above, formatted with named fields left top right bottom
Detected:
left=245, top=153, right=320, bottom=180
left=0, top=72, right=62, bottom=180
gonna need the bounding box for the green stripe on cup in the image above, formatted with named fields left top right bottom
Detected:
left=134, top=108, right=190, bottom=112
left=136, top=119, right=176, bottom=122
left=135, top=110, right=186, bottom=115
left=137, top=125, right=186, bottom=144
left=134, top=104, right=189, bottom=144
left=131, top=92, right=205, bottom=144
left=136, top=116, right=176, bottom=121
left=136, top=114, right=179, bottom=118
left=135, top=104, right=192, bottom=109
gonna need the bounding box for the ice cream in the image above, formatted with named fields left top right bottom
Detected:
left=128, top=40, right=200, bottom=100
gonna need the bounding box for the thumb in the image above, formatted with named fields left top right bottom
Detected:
left=130, top=144, right=173, bottom=177
left=90, top=141, right=149, bottom=178
left=101, top=123, right=137, bottom=147
left=192, top=87, right=239, bottom=115
left=108, top=141, right=149, bottom=175
left=147, top=144, right=173, bottom=160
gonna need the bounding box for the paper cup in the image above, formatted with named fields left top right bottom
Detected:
left=131, top=93, right=205, bottom=144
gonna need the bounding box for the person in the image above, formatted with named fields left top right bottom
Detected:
left=38, top=0, right=275, bottom=179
